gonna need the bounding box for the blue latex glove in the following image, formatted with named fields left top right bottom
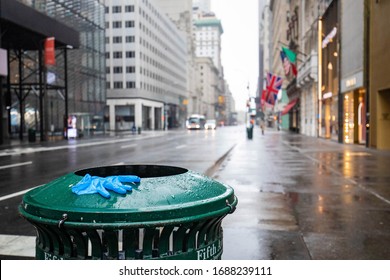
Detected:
left=71, top=174, right=140, bottom=198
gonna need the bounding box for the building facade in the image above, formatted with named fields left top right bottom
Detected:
left=270, top=0, right=298, bottom=131
left=194, top=56, right=218, bottom=119
left=192, top=7, right=227, bottom=122
left=105, top=0, right=187, bottom=131
left=0, top=0, right=106, bottom=144
left=319, top=0, right=339, bottom=141
left=339, top=0, right=367, bottom=145
left=193, top=12, right=223, bottom=75
left=297, top=0, right=318, bottom=138
left=369, top=0, right=390, bottom=150
left=156, top=0, right=195, bottom=121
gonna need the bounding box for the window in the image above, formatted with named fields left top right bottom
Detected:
left=126, top=66, right=136, bottom=73
left=113, top=36, right=122, bottom=43
left=105, top=22, right=109, bottom=28
left=112, top=21, right=122, bottom=28
left=126, top=36, right=135, bottom=43
left=106, top=67, right=110, bottom=73
left=125, top=21, right=135, bottom=28
left=106, top=81, right=110, bottom=89
left=113, top=67, right=123, bottom=73
left=105, top=7, right=109, bottom=13
left=126, top=81, right=136, bottom=88
left=105, top=37, right=109, bottom=44
left=113, top=52, right=122, bottom=59
left=105, top=52, right=110, bottom=59
left=112, top=6, right=121, bottom=13
left=126, top=51, right=135, bottom=58
left=113, top=81, right=123, bottom=88
left=125, top=5, right=134, bottom=12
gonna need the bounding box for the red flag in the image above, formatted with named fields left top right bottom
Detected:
left=291, top=63, right=298, bottom=76
left=260, top=89, right=267, bottom=108
left=44, top=37, right=55, bottom=66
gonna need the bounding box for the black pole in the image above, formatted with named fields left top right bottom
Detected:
left=0, top=19, right=2, bottom=145
left=39, top=46, right=44, bottom=141
left=64, top=48, right=68, bottom=139
left=6, top=47, right=11, bottom=136
left=18, top=50, right=23, bottom=141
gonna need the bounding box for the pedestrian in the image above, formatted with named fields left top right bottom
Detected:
left=260, top=117, right=265, bottom=135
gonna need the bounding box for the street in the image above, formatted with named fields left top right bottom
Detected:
left=0, top=128, right=238, bottom=238
left=1, top=126, right=390, bottom=259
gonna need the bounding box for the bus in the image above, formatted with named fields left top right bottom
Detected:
left=186, top=114, right=206, bottom=130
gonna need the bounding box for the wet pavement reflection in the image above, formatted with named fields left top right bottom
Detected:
left=215, top=128, right=390, bottom=259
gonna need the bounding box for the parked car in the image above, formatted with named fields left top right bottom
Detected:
left=204, top=119, right=217, bottom=130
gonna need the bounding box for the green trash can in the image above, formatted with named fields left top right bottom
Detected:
left=19, top=165, right=237, bottom=260
left=28, top=128, right=36, bottom=142
left=246, top=126, right=253, bottom=139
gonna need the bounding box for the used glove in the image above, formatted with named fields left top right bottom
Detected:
left=71, top=174, right=141, bottom=198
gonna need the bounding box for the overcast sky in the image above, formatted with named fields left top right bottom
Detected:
left=211, top=0, right=259, bottom=111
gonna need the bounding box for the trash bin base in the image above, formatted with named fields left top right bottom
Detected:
left=32, top=218, right=224, bottom=260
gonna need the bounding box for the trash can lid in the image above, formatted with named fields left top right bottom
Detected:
left=20, top=165, right=237, bottom=228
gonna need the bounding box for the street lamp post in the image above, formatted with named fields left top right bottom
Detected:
left=63, top=46, right=70, bottom=139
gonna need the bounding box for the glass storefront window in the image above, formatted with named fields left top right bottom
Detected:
left=344, top=92, right=354, bottom=144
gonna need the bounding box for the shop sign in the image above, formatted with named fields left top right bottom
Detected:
left=346, top=77, right=356, bottom=88
left=341, top=72, right=363, bottom=92
left=322, top=92, right=333, bottom=99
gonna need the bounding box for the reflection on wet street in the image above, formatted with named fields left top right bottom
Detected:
left=215, top=129, right=390, bottom=259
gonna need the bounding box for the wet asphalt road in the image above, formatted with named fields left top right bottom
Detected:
left=1, top=125, right=390, bottom=259
left=0, top=128, right=238, bottom=239
left=216, top=127, right=390, bottom=260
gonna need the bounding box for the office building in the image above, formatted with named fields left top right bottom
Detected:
left=105, top=0, right=187, bottom=130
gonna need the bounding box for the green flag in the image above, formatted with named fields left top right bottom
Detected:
left=282, top=47, right=297, bottom=64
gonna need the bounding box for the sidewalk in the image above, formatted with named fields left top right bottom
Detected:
left=215, top=127, right=390, bottom=259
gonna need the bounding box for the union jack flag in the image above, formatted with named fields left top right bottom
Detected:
left=265, top=73, right=283, bottom=105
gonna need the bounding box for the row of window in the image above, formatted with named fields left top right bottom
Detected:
left=108, top=81, right=136, bottom=89
left=107, top=66, right=136, bottom=74
left=107, top=35, right=135, bottom=44
left=106, top=5, right=134, bottom=14
left=107, top=20, right=135, bottom=29
left=106, top=51, right=136, bottom=59
left=108, top=80, right=168, bottom=95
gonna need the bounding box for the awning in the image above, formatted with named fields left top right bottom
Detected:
left=0, top=0, right=79, bottom=50
left=281, top=98, right=298, bottom=115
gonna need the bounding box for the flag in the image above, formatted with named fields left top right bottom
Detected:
left=260, top=89, right=267, bottom=108
left=281, top=47, right=297, bottom=76
left=280, top=50, right=291, bottom=76
left=44, top=37, right=56, bottom=66
left=265, top=72, right=283, bottom=106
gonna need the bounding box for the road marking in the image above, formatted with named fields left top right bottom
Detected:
left=121, top=144, right=137, bottom=149
left=175, top=145, right=186, bottom=149
left=0, top=186, right=39, bottom=202
left=0, top=234, right=35, bottom=257
left=0, top=133, right=165, bottom=157
left=0, top=161, right=33, bottom=170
